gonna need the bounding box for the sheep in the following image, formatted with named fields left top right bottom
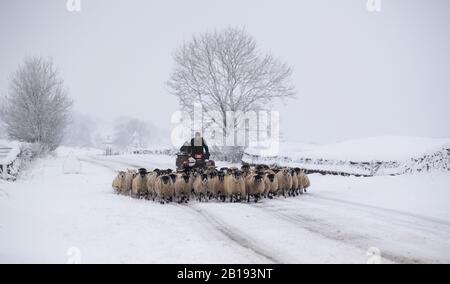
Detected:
left=294, top=168, right=302, bottom=195
left=216, top=170, right=226, bottom=201
left=275, top=168, right=292, bottom=198
left=301, top=172, right=311, bottom=193
left=224, top=169, right=246, bottom=202
left=263, top=170, right=278, bottom=199
left=286, top=169, right=293, bottom=192
left=122, top=168, right=137, bottom=195
left=174, top=172, right=191, bottom=203
left=112, top=171, right=126, bottom=193
left=293, top=168, right=309, bottom=194
left=225, top=167, right=234, bottom=175
left=131, top=168, right=148, bottom=198
left=290, top=168, right=299, bottom=196
left=193, top=170, right=209, bottom=202
left=154, top=172, right=175, bottom=204
left=304, top=174, right=310, bottom=190
left=245, top=172, right=265, bottom=203
left=206, top=165, right=217, bottom=172
left=241, top=164, right=251, bottom=177
left=297, top=171, right=306, bottom=194
left=205, top=169, right=220, bottom=200
left=169, top=173, right=177, bottom=184
left=255, top=164, right=269, bottom=172
left=114, top=163, right=310, bottom=203
left=146, top=169, right=161, bottom=201
left=188, top=171, right=195, bottom=194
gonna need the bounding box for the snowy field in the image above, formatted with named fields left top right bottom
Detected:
left=1, top=149, right=450, bottom=264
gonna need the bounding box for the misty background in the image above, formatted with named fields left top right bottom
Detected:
left=0, top=0, right=449, bottom=147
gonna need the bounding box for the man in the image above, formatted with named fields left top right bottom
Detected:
left=190, top=132, right=210, bottom=159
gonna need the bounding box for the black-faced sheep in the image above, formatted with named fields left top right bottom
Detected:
left=295, top=168, right=310, bottom=194
left=174, top=172, right=191, bottom=203
left=275, top=168, right=292, bottom=198
left=290, top=168, right=299, bottom=196
left=245, top=172, right=265, bottom=203
left=132, top=168, right=148, bottom=198
left=146, top=169, right=161, bottom=201
left=224, top=169, right=246, bottom=202
left=241, top=164, right=251, bottom=176
left=205, top=169, right=220, bottom=200
left=263, top=170, right=278, bottom=199
left=154, top=172, right=175, bottom=204
left=216, top=170, right=226, bottom=201
left=193, top=170, right=209, bottom=202
left=255, top=164, right=269, bottom=172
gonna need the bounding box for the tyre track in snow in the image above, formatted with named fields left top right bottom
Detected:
left=310, top=193, right=450, bottom=227
left=179, top=204, right=283, bottom=264
left=250, top=196, right=450, bottom=264
left=80, top=155, right=282, bottom=263
left=266, top=193, right=450, bottom=238
left=299, top=193, right=450, bottom=238
left=249, top=202, right=422, bottom=264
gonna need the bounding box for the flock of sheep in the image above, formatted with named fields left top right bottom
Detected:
left=112, top=164, right=311, bottom=204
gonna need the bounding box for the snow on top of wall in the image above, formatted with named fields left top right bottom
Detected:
left=0, top=140, right=21, bottom=165
left=245, top=136, right=450, bottom=162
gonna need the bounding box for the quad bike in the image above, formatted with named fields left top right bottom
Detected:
left=176, top=152, right=215, bottom=171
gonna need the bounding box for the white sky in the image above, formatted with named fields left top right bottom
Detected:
left=0, top=0, right=449, bottom=143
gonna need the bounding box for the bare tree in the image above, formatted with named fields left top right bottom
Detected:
left=1, top=57, right=73, bottom=151
left=113, top=117, right=153, bottom=150
left=167, top=27, right=295, bottom=141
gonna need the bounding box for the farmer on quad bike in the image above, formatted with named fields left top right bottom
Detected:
left=177, top=132, right=212, bottom=170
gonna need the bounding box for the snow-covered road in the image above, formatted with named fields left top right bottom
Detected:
left=1, top=152, right=449, bottom=263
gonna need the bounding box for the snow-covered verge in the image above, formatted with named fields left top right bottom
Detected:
left=0, top=147, right=449, bottom=263
left=243, top=136, right=450, bottom=176
left=0, top=140, right=22, bottom=180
